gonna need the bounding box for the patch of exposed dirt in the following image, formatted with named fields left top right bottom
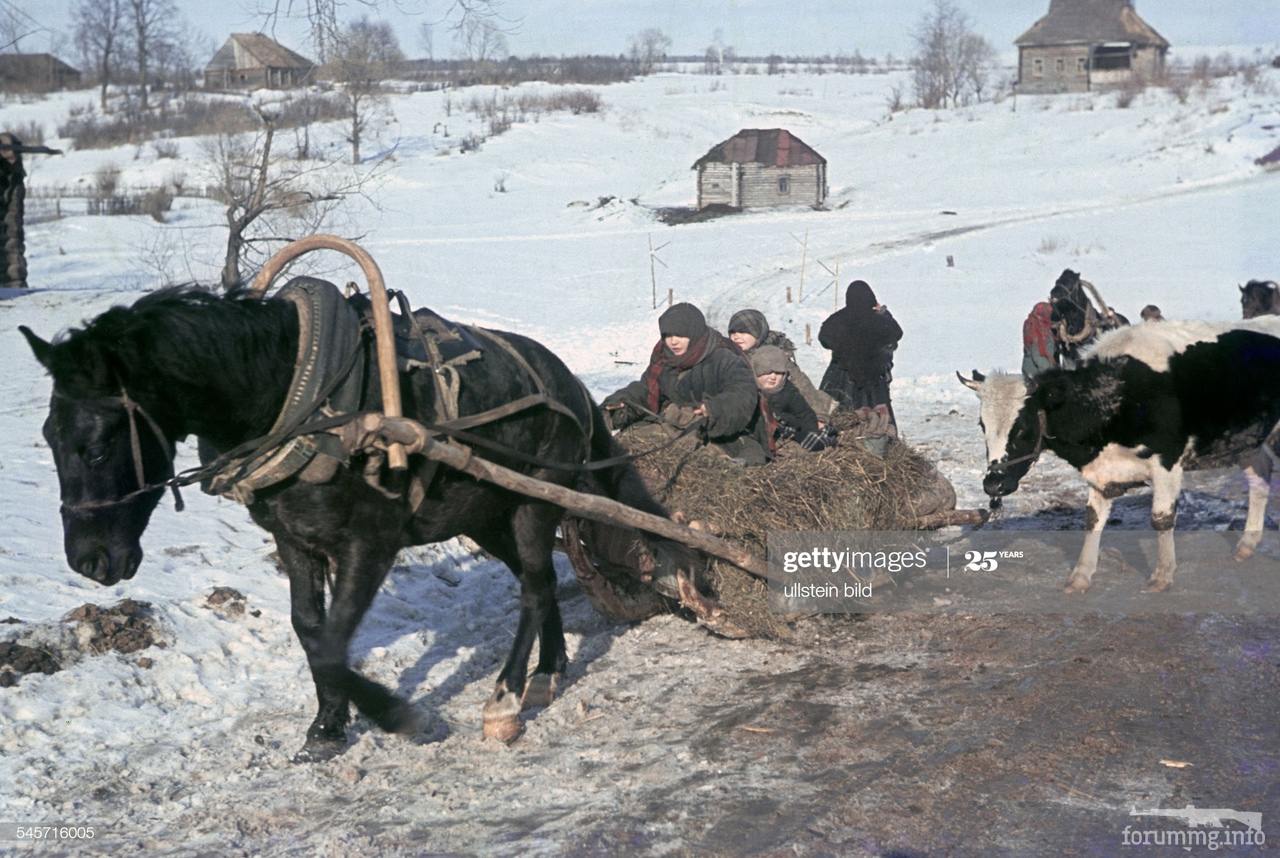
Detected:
left=64, top=599, right=160, bottom=655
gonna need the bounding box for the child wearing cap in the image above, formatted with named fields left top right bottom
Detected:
left=751, top=345, right=834, bottom=452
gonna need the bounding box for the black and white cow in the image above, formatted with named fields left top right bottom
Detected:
left=959, top=317, right=1280, bottom=593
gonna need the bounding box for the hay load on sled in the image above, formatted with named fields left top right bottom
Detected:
left=564, top=411, right=978, bottom=640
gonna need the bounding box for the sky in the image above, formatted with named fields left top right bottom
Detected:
left=15, top=0, right=1280, bottom=65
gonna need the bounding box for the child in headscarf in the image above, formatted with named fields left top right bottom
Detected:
left=727, top=308, right=837, bottom=421
left=751, top=345, right=834, bottom=452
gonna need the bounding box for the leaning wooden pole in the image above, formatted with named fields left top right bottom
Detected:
left=372, top=415, right=774, bottom=581
left=249, top=234, right=407, bottom=470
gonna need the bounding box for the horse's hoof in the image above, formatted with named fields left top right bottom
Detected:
left=522, top=673, right=559, bottom=710
left=1143, top=578, right=1172, bottom=594
left=292, top=736, right=346, bottom=764
left=378, top=699, right=419, bottom=735
left=482, top=686, right=523, bottom=743
left=1063, top=575, right=1090, bottom=594
left=482, top=715, right=524, bottom=744
left=1234, top=543, right=1256, bottom=562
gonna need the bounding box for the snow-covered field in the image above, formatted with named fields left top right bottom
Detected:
left=2, top=67, right=1279, bottom=854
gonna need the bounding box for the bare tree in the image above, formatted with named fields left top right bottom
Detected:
left=456, top=15, right=507, bottom=72
left=330, top=17, right=403, bottom=165
left=627, top=28, right=670, bottom=75
left=126, top=0, right=178, bottom=110
left=203, top=108, right=383, bottom=290
left=0, top=0, right=44, bottom=52
left=74, top=0, right=125, bottom=110
left=910, top=0, right=995, bottom=109
left=418, top=20, right=433, bottom=61
left=251, top=0, right=509, bottom=64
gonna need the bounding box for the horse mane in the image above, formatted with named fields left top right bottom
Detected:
left=47, top=285, right=294, bottom=395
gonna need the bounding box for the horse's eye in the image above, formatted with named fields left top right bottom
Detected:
left=86, top=445, right=108, bottom=467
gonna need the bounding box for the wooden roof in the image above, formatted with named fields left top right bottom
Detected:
left=1016, top=0, right=1169, bottom=48
left=205, top=33, right=314, bottom=72
left=693, top=129, right=825, bottom=169
left=0, top=53, right=81, bottom=78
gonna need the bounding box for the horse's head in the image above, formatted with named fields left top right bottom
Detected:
left=1240, top=280, right=1280, bottom=320
left=21, top=325, right=174, bottom=586
left=1049, top=269, right=1086, bottom=325
left=956, top=370, right=1043, bottom=500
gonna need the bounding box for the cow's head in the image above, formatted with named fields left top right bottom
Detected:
left=957, top=370, right=1045, bottom=500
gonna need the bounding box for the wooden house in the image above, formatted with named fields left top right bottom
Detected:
left=0, top=54, right=82, bottom=92
left=693, top=129, right=827, bottom=210
left=1015, top=0, right=1169, bottom=94
left=204, top=33, right=315, bottom=91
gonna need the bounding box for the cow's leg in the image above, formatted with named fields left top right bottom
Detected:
left=1235, top=450, right=1273, bottom=561
left=1066, top=487, right=1112, bottom=593
left=471, top=500, right=565, bottom=742
left=1145, top=465, right=1183, bottom=593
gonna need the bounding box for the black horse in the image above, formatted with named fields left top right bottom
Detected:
left=20, top=283, right=690, bottom=760
left=1048, top=268, right=1127, bottom=368
left=1241, top=279, right=1280, bottom=319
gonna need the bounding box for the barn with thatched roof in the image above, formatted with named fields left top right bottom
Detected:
left=693, top=129, right=827, bottom=210
left=0, top=54, right=81, bottom=92
left=1015, top=0, right=1169, bottom=94
left=204, top=33, right=315, bottom=91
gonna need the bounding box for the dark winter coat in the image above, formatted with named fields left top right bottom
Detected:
left=763, top=379, right=819, bottom=440
left=605, top=332, right=770, bottom=462
left=818, top=281, right=902, bottom=413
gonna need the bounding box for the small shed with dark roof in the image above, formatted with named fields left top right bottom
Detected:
left=1015, top=0, right=1169, bottom=94
left=204, top=33, right=315, bottom=91
left=0, top=54, right=81, bottom=92
left=692, top=129, right=827, bottom=210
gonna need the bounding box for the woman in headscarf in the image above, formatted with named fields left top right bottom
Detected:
left=1021, top=301, right=1057, bottom=381
left=726, top=308, right=837, bottom=422
left=818, top=280, right=903, bottom=422
left=604, top=302, right=771, bottom=464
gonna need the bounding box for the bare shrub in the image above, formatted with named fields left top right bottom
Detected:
left=885, top=83, right=906, bottom=114
left=11, top=120, right=44, bottom=145
left=1166, top=74, right=1192, bottom=104
left=58, top=94, right=347, bottom=150
left=153, top=139, right=180, bottom=159
left=93, top=164, right=121, bottom=199
left=459, top=132, right=484, bottom=153
left=1036, top=236, right=1060, bottom=254
left=142, top=186, right=174, bottom=222
left=1114, top=75, right=1145, bottom=108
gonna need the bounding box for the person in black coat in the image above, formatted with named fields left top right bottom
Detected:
left=604, top=302, right=771, bottom=464
left=818, top=279, right=903, bottom=423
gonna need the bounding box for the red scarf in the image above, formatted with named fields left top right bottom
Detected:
left=644, top=330, right=712, bottom=412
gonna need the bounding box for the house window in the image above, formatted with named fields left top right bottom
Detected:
left=1055, top=57, right=1065, bottom=73
left=778, top=176, right=791, bottom=194
left=1092, top=45, right=1132, bottom=71
left=1032, top=58, right=1044, bottom=77
left=1076, top=57, right=1087, bottom=73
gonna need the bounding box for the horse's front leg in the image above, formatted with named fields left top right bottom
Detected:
left=276, top=537, right=349, bottom=761
left=1145, top=465, right=1182, bottom=593
left=1066, top=487, right=1113, bottom=593
left=278, top=537, right=414, bottom=761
